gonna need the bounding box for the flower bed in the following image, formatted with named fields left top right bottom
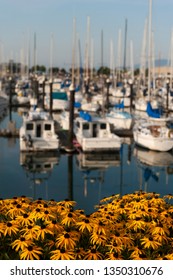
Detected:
left=0, top=191, right=173, bottom=260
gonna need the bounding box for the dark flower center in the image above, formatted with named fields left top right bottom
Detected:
left=16, top=204, right=21, bottom=208
left=68, top=213, right=73, bottom=218
left=20, top=237, right=25, bottom=241
left=28, top=246, right=33, bottom=251
left=64, top=233, right=70, bottom=238
left=23, top=214, right=29, bottom=218
left=60, top=248, right=66, bottom=253
left=91, top=249, right=96, bottom=253
left=7, top=222, right=12, bottom=227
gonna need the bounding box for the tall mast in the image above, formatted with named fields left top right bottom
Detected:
left=50, top=33, right=53, bottom=80
left=33, top=32, right=37, bottom=75
left=101, top=29, right=103, bottom=68
left=123, top=18, right=128, bottom=72
left=148, top=0, right=152, bottom=97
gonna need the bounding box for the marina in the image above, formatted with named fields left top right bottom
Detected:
left=1, top=0, right=173, bottom=262
left=0, top=108, right=173, bottom=215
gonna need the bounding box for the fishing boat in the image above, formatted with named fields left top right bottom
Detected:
left=74, top=111, right=122, bottom=153
left=19, top=107, right=59, bottom=152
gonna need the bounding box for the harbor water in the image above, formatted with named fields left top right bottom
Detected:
left=0, top=109, right=173, bottom=214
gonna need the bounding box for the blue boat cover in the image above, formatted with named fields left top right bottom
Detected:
left=146, top=102, right=161, bottom=118
left=114, top=100, right=124, bottom=109
left=79, top=111, right=92, bottom=121
left=74, top=102, right=81, bottom=108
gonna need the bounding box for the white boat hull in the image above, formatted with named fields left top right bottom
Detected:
left=133, top=130, right=173, bottom=152
left=76, top=134, right=121, bottom=152
left=20, top=137, right=59, bottom=152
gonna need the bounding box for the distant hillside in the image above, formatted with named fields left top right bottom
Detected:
left=135, top=59, right=168, bottom=69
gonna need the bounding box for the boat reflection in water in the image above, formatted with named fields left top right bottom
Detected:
left=20, top=151, right=60, bottom=199
left=76, top=151, right=120, bottom=197
left=133, top=146, right=173, bottom=191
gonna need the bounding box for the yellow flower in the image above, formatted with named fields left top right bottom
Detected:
left=127, top=218, right=146, bottom=232
left=93, top=220, right=107, bottom=235
left=149, top=221, right=170, bottom=236
left=90, top=231, right=107, bottom=246
left=50, top=248, right=75, bottom=260
left=46, top=220, right=63, bottom=234
left=55, top=231, right=79, bottom=250
left=3, top=221, right=19, bottom=237
left=109, top=232, right=123, bottom=246
left=162, top=253, right=173, bottom=260
left=11, top=236, right=33, bottom=252
left=61, top=211, right=77, bottom=227
left=106, top=251, right=123, bottom=260
left=0, top=222, right=5, bottom=237
left=76, top=216, right=94, bottom=233
left=57, top=199, right=76, bottom=208
left=39, top=209, right=56, bottom=222
left=74, top=248, right=86, bottom=260
left=84, top=247, right=103, bottom=260
left=106, top=243, right=123, bottom=254
left=7, top=203, right=26, bottom=219
left=15, top=213, right=33, bottom=226
left=36, top=224, right=54, bottom=240
left=140, top=236, right=161, bottom=250
left=20, top=224, right=40, bottom=240
left=20, top=245, right=43, bottom=260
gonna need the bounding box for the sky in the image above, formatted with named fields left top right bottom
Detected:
left=0, top=0, right=173, bottom=70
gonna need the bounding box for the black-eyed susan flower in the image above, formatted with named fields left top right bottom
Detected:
left=7, top=203, right=26, bottom=219
left=106, top=251, right=123, bottom=260
left=20, top=224, right=40, bottom=240
left=74, top=247, right=86, bottom=260
left=20, top=245, right=43, bottom=260
left=57, top=199, right=76, bottom=208
left=90, top=231, right=107, bottom=246
left=46, top=220, right=63, bottom=234
left=3, top=221, right=19, bottom=237
left=61, top=211, right=77, bottom=227
left=76, top=216, right=94, bottom=233
left=140, top=235, right=161, bottom=250
left=55, top=231, right=79, bottom=250
left=127, top=218, right=146, bottom=232
left=39, top=209, right=56, bottom=222
left=15, top=213, right=33, bottom=226
left=36, top=224, right=54, bottom=240
left=84, top=247, right=103, bottom=260
left=11, top=236, right=33, bottom=252
left=50, top=248, right=75, bottom=260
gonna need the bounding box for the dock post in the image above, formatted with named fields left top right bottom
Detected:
left=49, top=81, right=53, bottom=116
left=66, top=84, right=75, bottom=152
left=42, top=80, right=45, bottom=109
left=105, top=78, right=111, bottom=110
left=166, top=79, right=169, bottom=117
left=129, top=78, right=133, bottom=112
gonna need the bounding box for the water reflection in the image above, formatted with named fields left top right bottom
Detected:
left=20, top=151, right=60, bottom=200
left=1, top=110, right=173, bottom=213
left=133, top=146, right=173, bottom=192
